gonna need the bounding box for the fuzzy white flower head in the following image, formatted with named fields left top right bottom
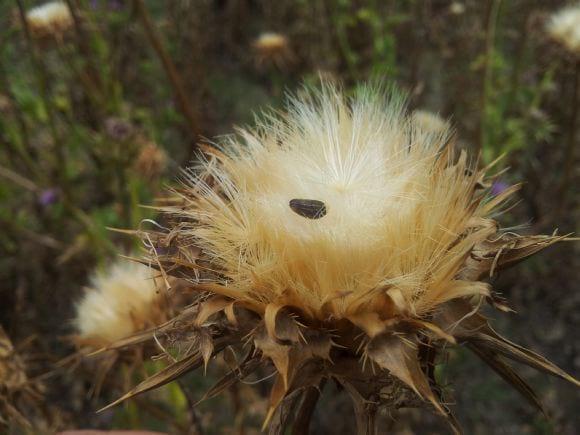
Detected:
left=74, top=260, right=165, bottom=348
left=254, top=32, right=288, bottom=50
left=26, top=1, right=73, bottom=38
left=547, top=5, right=580, bottom=54
left=183, top=84, right=492, bottom=318
left=253, top=32, right=293, bottom=68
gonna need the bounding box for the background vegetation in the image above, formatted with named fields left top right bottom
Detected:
left=0, top=0, right=578, bottom=433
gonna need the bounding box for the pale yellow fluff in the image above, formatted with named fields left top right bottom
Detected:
left=547, top=5, right=580, bottom=54
left=179, top=84, right=496, bottom=319
left=254, top=32, right=289, bottom=51
left=412, top=110, right=449, bottom=135
left=74, top=260, right=163, bottom=347
left=26, top=1, right=73, bottom=37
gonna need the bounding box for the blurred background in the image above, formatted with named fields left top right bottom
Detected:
left=0, top=0, right=578, bottom=434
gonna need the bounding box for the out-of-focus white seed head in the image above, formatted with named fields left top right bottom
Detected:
left=253, top=32, right=294, bottom=68
left=74, top=260, right=166, bottom=348
left=547, top=5, right=580, bottom=55
left=26, top=1, right=73, bottom=38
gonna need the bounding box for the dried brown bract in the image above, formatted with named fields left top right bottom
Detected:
left=0, top=327, right=46, bottom=430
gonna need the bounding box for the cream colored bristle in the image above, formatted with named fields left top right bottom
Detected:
left=411, top=110, right=449, bottom=135
left=74, top=260, right=164, bottom=347
left=26, top=1, right=73, bottom=38
left=547, top=5, right=580, bottom=54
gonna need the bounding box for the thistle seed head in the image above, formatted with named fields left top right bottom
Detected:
left=253, top=32, right=294, bottom=69
left=102, top=83, right=578, bottom=433
left=74, top=260, right=168, bottom=349
left=547, top=5, right=580, bottom=55
left=25, top=2, right=73, bottom=39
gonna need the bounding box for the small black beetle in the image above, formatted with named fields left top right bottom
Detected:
left=289, top=199, right=327, bottom=219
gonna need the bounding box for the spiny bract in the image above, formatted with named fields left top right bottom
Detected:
left=104, top=83, right=579, bottom=434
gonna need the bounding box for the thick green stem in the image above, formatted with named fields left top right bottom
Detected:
left=478, top=0, right=503, bottom=159
left=15, top=0, right=68, bottom=193
left=556, top=60, right=580, bottom=214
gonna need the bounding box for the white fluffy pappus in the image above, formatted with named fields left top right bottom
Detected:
left=25, top=1, right=73, bottom=37
left=252, top=32, right=293, bottom=68
left=177, top=84, right=505, bottom=321
left=547, top=5, right=580, bottom=54
left=74, top=260, right=166, bottom=348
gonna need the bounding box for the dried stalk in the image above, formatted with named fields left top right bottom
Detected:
left=15, top=0, right=68, bottom=193
left=134, top=0, right=202, bottom=144
left=478, top=0, right=503, bottom=156
left=556, top=59, right=579, bottom=214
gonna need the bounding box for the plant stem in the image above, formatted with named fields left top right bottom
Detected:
left=556, top=59, right=579, bottom=214
left=0, top=60, right=38, bottom=174
left=177, top=379, right=204, bottom=435
left=134, top=0, right=202, bottom=144
left=65, top=0, right=104, bottom=93
left=15, top=0, right=69, bottom=194
left=478, top=0, right=503, bottom=159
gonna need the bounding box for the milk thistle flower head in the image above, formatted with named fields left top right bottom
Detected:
left=74, top=259, right=168, bottom=350
left=104, top=83, right=579, bottom=433
left=253, top=32, right=294, bottom=69
left=546, top=5, right=580, bottom=55
left=25, top=1, right=73, bottom=39
left=134, top=140, right=168, bottom=181
left=73, top=259, right=174, bottom=395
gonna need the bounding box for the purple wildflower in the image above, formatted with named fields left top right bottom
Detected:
left=491, top=180, right=509, bottom=196
left=38, top=188, right=59, bottom=206
left=104, top=117, right=133, bottom=141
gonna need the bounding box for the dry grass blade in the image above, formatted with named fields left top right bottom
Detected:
left=469, top=331, right=580, bottom=387
left=197, top=358, right=261, bottom=404
left=98, top=351, right=204, bottom=412
left=469, top=344, right=548, bottom=417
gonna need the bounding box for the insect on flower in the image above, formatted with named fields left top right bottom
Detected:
left=101, top=83, right=579, bottom=434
